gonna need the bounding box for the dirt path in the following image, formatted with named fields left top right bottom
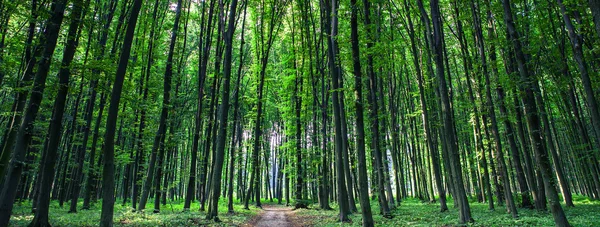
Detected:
left=246, top=205, right=297, bottom=227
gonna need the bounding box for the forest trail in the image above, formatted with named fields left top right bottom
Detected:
left=247, top=205, right=297, bottom=227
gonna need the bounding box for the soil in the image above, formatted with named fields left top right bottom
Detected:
left=243, top=205, right=309, bottom=227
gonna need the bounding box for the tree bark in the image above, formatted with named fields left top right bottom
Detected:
left=558, top=0, right=600, bottom=177
left=206, top=0, right=238, bottom=221
left=429, top=0, right=473, bottom=223
left=100, top=0, right=143, bottom=224
left=0, top=0, right=67, bottom=225
left=405, top=0, right=448, bottom=212
left=350, top=0, right=374, bottom=224
left=184, top=0, right=216, bottom=211
left=0, top=0, right=40, bottom=180
left=30, top=0, right=87, bottom=224
left=228, top=1, right=247, bottom=213
left=501, top=1, right=569, bottom=226
left=327, top=0, right=350, bottom=221
left=362, top=0, right=391, bottom=217
left=470, top=0, right=518, bottom=217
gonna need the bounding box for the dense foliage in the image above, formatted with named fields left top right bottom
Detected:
left=0, top=0, right=599, bottom=226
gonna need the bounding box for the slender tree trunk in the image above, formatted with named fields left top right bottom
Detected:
left=99, top=0, right=143, bottom=224
left=0, top=0, right=67, bottom=225
left=429, top=0, right=473, bottom=223
left=362, top=0, right=391, bottom=217
left=82, top=0, right=121, bottom=209
left=0, top=0, right=39, bottom=180
left=327, top=0, right=350, bottom=221
left=206, top=0, right=238, bottom=220
left=69, top=4, right=99, bottom=212
left=30, top=0, right=87, bottom=224
left=484, top=2, right=534, bottom=208
left=501, top=1, right=569, bottom=226
left=138, top=0, right=172, bottom=211
left=184, top=0, right=216, bottom=211
left=350, top=0, right=374, bottom=224
left=151, top=0, right=181, bottom=213
left=244, top=0, right=283, bottom=209
left=558, top=0, right=600, bottom=171
left=405, top=0, right=448, bottom=212
left=470, top=0, right=518, bottom=217
left=228, top=2, right=247, bottom=213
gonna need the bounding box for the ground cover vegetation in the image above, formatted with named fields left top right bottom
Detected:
left=0, top=0, right=600, bottom=226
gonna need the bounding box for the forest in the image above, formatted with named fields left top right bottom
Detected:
left=0, top=0, right=600, bottom=226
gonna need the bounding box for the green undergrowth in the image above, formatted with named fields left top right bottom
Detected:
left=294, top=195, right=600, bottom=226
left=10, top=199, right=259, bottom=226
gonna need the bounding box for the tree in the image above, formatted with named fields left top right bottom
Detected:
left=350, top=0, right=374, bottom=224
left=0, top=0, right=68, bottom=225
left=206, top=0, right=239, bottom=221
left=99, top=0, right=143, bottom=224
left=327, top=0, right=350, bottom=221
left=30, top=0, right=88, bottom=224
left=428, top=0, right=473, bottom=223
left=501, top=0, right=569, bottom=225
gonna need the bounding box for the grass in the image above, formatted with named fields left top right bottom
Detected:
left=294, top=195, right=600, bottom=226
left=9, top=195, right=600, bottom=226
left=10, top=199, right=259, bottom=226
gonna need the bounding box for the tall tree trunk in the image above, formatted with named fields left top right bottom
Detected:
left=429, top=0, right=473, bottom=223
left=501, top=1, right=569, bottom=226
left=558, top=0, right=600, bottom=172
left=82, top=0, right=121, bottom=209
left=69, top=3, right=99, bottom=212
left=99, top=0, right=143, bottom=224
left=405, top=0, right=448, bottom=212
left=362, top=0, right=391, bottom=217
left=228, top=1, right=247, bottom=213
left=350, top=0, right=374, bottom=224
left=0, top=0, right=67, bottom=225
left=0, top=0, right=40, bottom=180
left=484, top=2, right=533, bottom=208
left=138, top=0, right=172, bottom=211
left=327, top=0, right=350, bottom=221
left=30, top=0, right=87, bottom=224
left=292, top=7, right=304, bottom=209
left=184, top=0, right=216, bottom=211
left=206, top=0, right=238, bottom=221
left=470, top=0, right=518, bottom=217
left=243, top=0, right=284, bottom=209
left=151, top=0, right=182, bottom=213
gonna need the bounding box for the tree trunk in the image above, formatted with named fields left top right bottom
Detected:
left=30, top=0, right=87, bottom=224
left=470, top=0, right=518, bottom=217
left=501, top=1, right=569, bottom=225
left=405, top=0, right=448, bottom=212
left=184, top=0, right=216, bottom=211
left=429, top=0, right=473, bottom=223
left=0, top=0, right=67, bottom=225
left=327, top=0, right=350, bottom=221
left=0, top=0, right=40, bottom=180
left=349, top=0, right=374, bottom=224
left=206, top=0, right=238, bottom=220
left=362, top=0, right=391, bottom=217
left=99, top=0, right=143, bottom=224
left=558, top=0, right=600, bottom=177
left=228, top=2, right=247, bottom=213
